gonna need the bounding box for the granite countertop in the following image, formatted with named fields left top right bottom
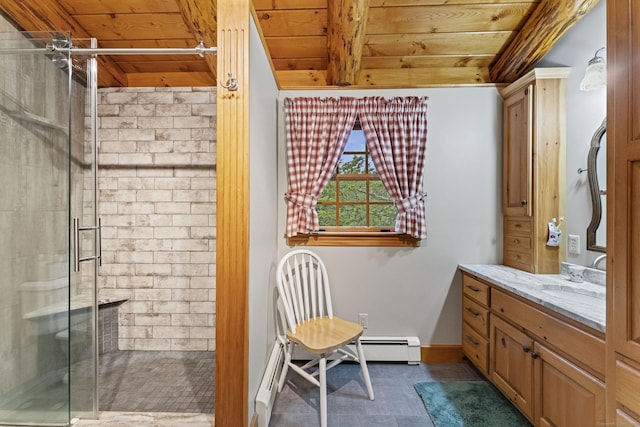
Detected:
left=458, top=264, right=605, bottom=333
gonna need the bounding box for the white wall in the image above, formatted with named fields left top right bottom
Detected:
left=539, top=0, right=607, bottom=267
left=276, top=88, right=503, bottom=344
left=248, top=14, right=280, bottom=421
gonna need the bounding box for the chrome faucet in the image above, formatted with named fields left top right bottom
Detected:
left=591, top=254, right=607, bottom=270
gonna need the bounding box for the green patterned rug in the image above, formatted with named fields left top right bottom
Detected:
left=414, top=380, right=532, bottom=427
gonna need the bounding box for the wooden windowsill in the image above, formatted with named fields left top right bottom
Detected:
left=286, top=231, right=421, bottom=247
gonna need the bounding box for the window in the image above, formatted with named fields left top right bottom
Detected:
left=283, top=96, right=427, bottom=248
left=317, top=122, right=396, bottom=229
left=287, top=121, right=420, bottom=247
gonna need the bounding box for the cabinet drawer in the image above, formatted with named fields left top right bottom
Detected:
left=504, top=249, right=533, bottom=272
left=462, top=274, right=490, bottom=306
left=462, top=296, right=489, bottom=337
left=504, top=217, right=532, bottom=235
left=462, top=322, right=488, bottom=375
left=504, top=234, right=532, bottom=252
left=492, top=289, right=605, bottom=378
left=616, top=361, right=640, bottom=416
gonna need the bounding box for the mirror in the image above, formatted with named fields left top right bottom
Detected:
left=586, top=118, right=606, bottom=252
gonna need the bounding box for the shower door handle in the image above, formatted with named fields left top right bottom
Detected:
left=73, top=217, right=102, bottom=272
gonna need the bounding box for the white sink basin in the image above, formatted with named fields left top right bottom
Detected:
left=539, top=283, right=605, bottom=305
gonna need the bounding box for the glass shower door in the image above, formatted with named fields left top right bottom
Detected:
left=0, top=30, right=99, bottom=425
left=0, top=31, right=72, bottom=426
left=68, top=37, right=100, bottom=421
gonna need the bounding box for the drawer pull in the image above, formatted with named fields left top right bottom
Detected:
left=465, top=335, right=480, bottom=346
left=465, top=307, right=480, bottom=317
left=465, top=285, right=480, bottom=293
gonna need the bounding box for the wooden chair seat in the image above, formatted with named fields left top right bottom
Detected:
left=287, top=316, right=364, bottom=354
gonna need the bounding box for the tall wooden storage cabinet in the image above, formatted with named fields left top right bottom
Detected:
left=607, top=1, right=640, bottom=424
left=500, top=68, right=569, bottom=274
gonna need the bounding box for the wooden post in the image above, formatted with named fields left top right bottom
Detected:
left=490, top=0, right=599, bottom=83
left=326, top=0, right=369, bottom=86
left=216, top=0, right=250, bottom=425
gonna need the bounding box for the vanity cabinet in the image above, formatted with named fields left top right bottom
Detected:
left=461, top=272, right=606, bottom=426
left=500, top=68, right=570, bottom=274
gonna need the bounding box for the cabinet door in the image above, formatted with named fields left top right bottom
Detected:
left=608, top=0, right=640, bottom=423
left=503, top=84, right=533, bottom=217
left=534, top=343, right=605, bottom=427
left=491, top=316, right=534, bottom=420
left=610, top=0, right=640, bottom=366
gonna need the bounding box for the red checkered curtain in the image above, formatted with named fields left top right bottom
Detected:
left=358, top=96, right=428, bottom=239
left=283, top=97, right=358, bottom=237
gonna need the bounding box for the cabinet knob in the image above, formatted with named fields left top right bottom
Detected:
left=522, top=345, right=530, bottom=353
left=531, top=352, right=539, bottom=360
left=521, top=200, right=528, bottom=207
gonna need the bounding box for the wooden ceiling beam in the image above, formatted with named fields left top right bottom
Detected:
left=0, top=0, right=127, bottom=87
left=326, top=0, right=369, bottom=86
left=175, top=0, right=218, bottom=80
left=490, top=0, right=599, bottom=83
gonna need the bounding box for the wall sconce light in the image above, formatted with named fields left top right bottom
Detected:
left=580, top=47, right=606, bottom=91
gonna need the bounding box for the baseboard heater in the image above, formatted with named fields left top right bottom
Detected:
left=293, top=335, right=421, bottom=365
left=255, top=336, right=420, bottom=427
left=256, top=339, right=286, bottom=427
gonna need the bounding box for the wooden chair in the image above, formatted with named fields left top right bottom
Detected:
left=276, top=249, right=374, bottom=427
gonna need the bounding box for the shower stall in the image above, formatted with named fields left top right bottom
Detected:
left=0, top=30, right=100, bottom=426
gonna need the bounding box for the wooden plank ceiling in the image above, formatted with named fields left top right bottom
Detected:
left=0, top=0, right=598, bottom=88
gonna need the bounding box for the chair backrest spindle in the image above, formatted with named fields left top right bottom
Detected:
left=276, top=250, right=334, bottom=334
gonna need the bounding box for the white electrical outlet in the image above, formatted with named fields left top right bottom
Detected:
left=568, top=234, right=581, bottom=255
left=358, top=313, right=368, bottom=329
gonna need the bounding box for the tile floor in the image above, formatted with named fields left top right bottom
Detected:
left=269, top=361, right=483, bottom=427
left=74, top=355, right=480, bottom=427
left=99, top=351, right=215, bottom=414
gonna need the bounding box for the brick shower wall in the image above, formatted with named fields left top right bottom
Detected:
left=97, top=87, right=216, bottom=351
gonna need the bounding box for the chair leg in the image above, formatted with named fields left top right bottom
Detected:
left=277, top=342, right=294, bottom=393
left=356, top=338, right=375, bottom=400
left=319, top=356, right=327, bottom=427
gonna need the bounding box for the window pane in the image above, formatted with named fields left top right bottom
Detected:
left=344, top=129, right=366, bottom=152
left=317, top=205, right=336, bottom=226
left=319, top=181, right=337, bottom=202
left=368, top=157, right=377, bottom=174
left=370, top=181, right=392, bottom=202
left=370, top=204, right=396, bottom=227
left=339, top=180, right=366, bottom=202
left=338, top=154, right=366, bottom=174
left=339, top=204, right=366, bottom=226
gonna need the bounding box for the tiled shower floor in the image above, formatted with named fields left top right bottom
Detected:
left=99, top=351, right=215, bottom=414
